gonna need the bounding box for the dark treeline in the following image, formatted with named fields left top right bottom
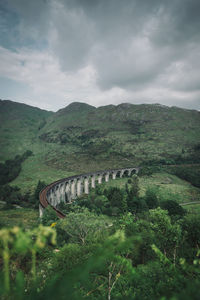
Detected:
left=0, top=151, right=47, bottom=209
left=0, top=150, right=32, bottom=185
left=0, top=180, right=46, bottom=210
left=140, top=165, right=200, bottom=188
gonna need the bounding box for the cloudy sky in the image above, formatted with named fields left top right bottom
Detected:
left=0, top=0, right=200, bottom=111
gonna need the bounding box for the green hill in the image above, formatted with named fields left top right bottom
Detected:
left=0, top=99, right=199, bottom=191
left=0, top=99, right=53, bottom=159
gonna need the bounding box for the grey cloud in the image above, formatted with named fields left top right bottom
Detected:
left=150, top=0, right=200, bottom=46
left=55, top=0, right=200, bottom=93
left=2, top=0, right=200, bottom=110
left=5, top=0, right=50, bottom=43
left=49, top=1, right=94, bottom=70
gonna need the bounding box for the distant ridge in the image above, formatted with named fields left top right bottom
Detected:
left=0, top=99, right=199, bottom=114
left=0, top=99, right=53, bottom=113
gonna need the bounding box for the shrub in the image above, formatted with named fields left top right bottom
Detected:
left=145, top=187, right=159, bottom=209
left=41, top=206, right=59, bottom=226
left=57, top=208, right=111, bottom=245
left=160, top=200, right=185, bottom=217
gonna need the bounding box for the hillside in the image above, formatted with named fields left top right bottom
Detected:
left=0, top=100, right=53, bottom=160
left=40, top=102, right=200, bottom=165
left=0, top=99, right=200, bottom=191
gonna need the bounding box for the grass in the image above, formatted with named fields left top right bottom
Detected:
left=0, top=208, right=38, bottom=229
left=11, top=154, right=75, bottom=193
left=139, top=172, right=200, bottom=203
left=183, top=203, right=200, bottom=215
left=102, top=172, right=200, bottom=204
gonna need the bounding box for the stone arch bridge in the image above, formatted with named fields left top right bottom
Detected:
left=39, top=167, right=140, bottom=218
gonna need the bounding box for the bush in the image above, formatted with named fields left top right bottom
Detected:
left=181, top=215, right=200, bottom=249
left=0, top=184, right=39, bottom=209
left=171, top=166, right=200, bottom=188
left=107, top=187, right=127, bottom=214
left=41, top=206, right=59, bottom=226
left=57, top=208, right=110, bottom=245
left=160, top=200, right=185, bottom=217
left=145, top=187, right=159, bottom=209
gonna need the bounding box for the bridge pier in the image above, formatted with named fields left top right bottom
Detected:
left=91, top=175, right=96, bottom=188
left=120, top=170, right=124, bottom=178
left=65, top=181, right=71, bottom=202
left=39, top=204, right=44, bottom=218
left=105, top=172, right=110, bottom=182
left=71, top=180, right=76, bottom=199
left=84, top=177, right=89, bottom=194
left=98, top=174, right=103, bottom=184
left=55, top=186, right=61, bottom=206
left=53, top=188, right=57, bottom=206
left=77, top=178, right=83, bottom=197
left=60, top=184, right=65, bottom=203
left=112, top=171, right=117, bottom=180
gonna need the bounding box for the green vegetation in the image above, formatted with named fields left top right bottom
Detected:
left=0, top=179, right=48, bottom=211
left=74, top=176, right=186, bottom=219
left=0, top=209, right=38, bottom=228
left=0, top=150, right=32, bottom=185
left=0, top=100, right=200, bottom=192
left=1, top=204, right=200, bottom=299
left=0, top=100, right=200, bottom=299
left=169, top=165, right=200, bottom=188
left=1, top=172, right=200, bottom=299
left=89, top=172, right=200, bottom=204
left=183, top=203, right=200, bottom=215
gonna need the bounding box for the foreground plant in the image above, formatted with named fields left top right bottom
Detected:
left=0, top=225, right=56, bottom=295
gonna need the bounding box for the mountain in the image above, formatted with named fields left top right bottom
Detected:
left=0, top=99, right=199, bottom=191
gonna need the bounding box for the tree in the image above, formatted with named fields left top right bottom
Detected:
left=0, top=185, right=22, bottom=208
left=145, top=187, right=159, bottom=209
left=161, top=200, right=185, bottom=217
left=129, top=175, right=140, bottom=198
left=127, top=196, right=147, bottom=214
left=107, top=187, right=127, bottom=215
left=58, top=208, right=110, bottom=245
left=41, top=206, right=59, bottom=226
left=149, top=208, right=182, bottom=262
left=182, top=215, right=200, bottom=250
left=34, top=180, right=46, bottom=200
left=94, top=195, right=110, bottom=214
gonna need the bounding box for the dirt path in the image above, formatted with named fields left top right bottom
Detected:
left=180, top=201, right=200, bottom=206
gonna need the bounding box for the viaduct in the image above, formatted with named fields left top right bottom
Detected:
left=39, top=167, right=140, bottom=218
